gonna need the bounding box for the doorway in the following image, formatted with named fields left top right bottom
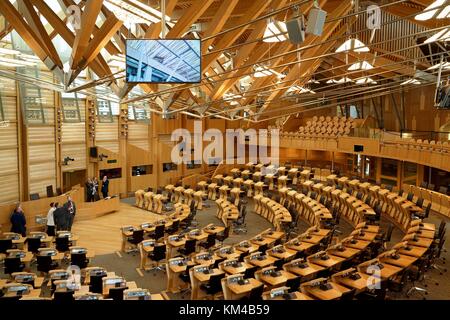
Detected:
left=63, top=170, right=87, bottom=195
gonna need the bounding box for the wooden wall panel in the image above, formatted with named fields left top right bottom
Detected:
left=27, top=126, right=56, bottom=197
left=128, top=122, right=149, bottom=151
left=62, top=122, right=86, bottom=171
left=0, top=77, right=19, bottom=205
left=96, top=120, right=119, bottom=153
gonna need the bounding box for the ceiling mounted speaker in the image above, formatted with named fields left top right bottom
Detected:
left=306, top=7, right=327, bottom=36
left=286, top=17, right=305, bottom=44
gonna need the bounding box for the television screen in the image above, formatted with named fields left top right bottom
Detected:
left=126, top=39, right=201, bottom=83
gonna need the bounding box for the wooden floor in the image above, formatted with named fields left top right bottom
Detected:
left=72, top=203, right=163, bottom=255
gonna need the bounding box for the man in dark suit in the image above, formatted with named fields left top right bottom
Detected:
left=10, top=204, right=26, bottom=236
left=101, top=176, right=109, bottom=199
left=53, top=203, right=68, bottom=231
left=65, top=196, right=77, bottom=231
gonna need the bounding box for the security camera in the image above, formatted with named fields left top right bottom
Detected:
left=62, top=157, right=75, bottom=166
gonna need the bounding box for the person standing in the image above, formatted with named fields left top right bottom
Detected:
left=65, top=196, right=77, bottom=231
left=10, top=203, right=26, bottom=237
left=101, top=175, right=109, bottom=199
left=53, top=203, right=67, bottom=231
left=85, top=179, right=93, bottom=202
left=92, top=177, right=99, bottom=201
left=46, top=202, right=57, bottom=236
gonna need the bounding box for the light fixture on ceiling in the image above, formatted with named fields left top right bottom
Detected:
left=415, top=0, right=450, bottom=20
left=427, top=61, right=450, bottom=71
left=254, top=65, right=284, bottom=78
left=356, top=77, right=377, bottom=84
left=335, top=38, right=370, bottom=53
left=401, top=78, right=421, bottom=85
left=263, top=19, right=288, bottom=43
left=424, top=27, right=450, bottom=44
left=348, top=61, right=374, bottom=71
left=326, top=79, right=339, bottom=84
left=306, top=78, right=320, bottom=84
left=287, top=85, right=316, bottom=94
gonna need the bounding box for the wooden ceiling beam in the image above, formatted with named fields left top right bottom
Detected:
left=70, top=0, right=104, bottom=71
left=201, top=0, right=240, bottom=55
left=0, top=1, right=63, bottom=75
left=166, top=0, right=215, bottom=38
left=257, top=0, right=353, bottom=115
left=17, top=0, right=63, bottom=68
left=201, top=0, right=271, bottom=73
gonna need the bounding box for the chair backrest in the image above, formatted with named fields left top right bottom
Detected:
left=385, top=185, right=393, bottom=192
left=243, top=266, right=258, bottom=279
left=424, top=203, right=431, bottom=218
left=397, top=189, right=404, bottom=197
left=184, top=239, right=197, bottom=254
left=206, top=233, right=216, bottom=245
left=438, top=220, right=446, bottom=240
left=208, top=273, right=225, bottom=294
left=285, top=276, right=301, bottom=292
left=155, top=225, right=165, bottom=239
left=428, top=183, right=435, bottom=191
left=406, top=192, right=414, bottom=201
left=221, top=227, right=230, bottom=240
left=274, top=258, right=285, bottom=270
left=364, top=196, right=371, bottom=205
left=420, top=181, right=428, bottom=188
left=0, top=239, right=13, bottom=254
left=109, top=287, right=126, bottom=301
left=319, top=195, right=326, bottom=205
left=384, top=224, right=394, bottom=242
left=152, top=244, right=166, bottom=261
left=248, top=284, right=264, bottom=300
left=170, top=220, right=180, bottom=233
left=27, top=237, right=41, bottom=253
left=132, top=230, right=145, bottom=242
left=36, top=255, right=53, bottom=272
left=5, top=257, right=22, bottom=274
left=415, top=197, right=424, bottom=208
left=54, top=291, right=74, bottom=302
left=55, top=237, right=70, bottom=252
left=356, top=192, right=363, bottom=200
left=71, top=253, right=88, bottom=268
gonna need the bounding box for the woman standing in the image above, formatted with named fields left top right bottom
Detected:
left=101, top=175, right=109, bottom=199
left=46, top=202, right=57, bottom=236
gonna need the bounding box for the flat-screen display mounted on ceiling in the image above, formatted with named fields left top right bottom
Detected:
left=126, top=39, right=201, bottom=84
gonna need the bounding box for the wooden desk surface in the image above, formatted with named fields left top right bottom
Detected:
left=304, top=282, right=349, bottom=300
left=259, top=270, right=297, bottom=287
left=364, top=263, right=402, bottom=279
left=262, top=230, right=284, bottom=240
left=263, top=291, right=313, bottom=300
left=414, top=229, right=435, bottom=239
left=407, top=237, right=433, bottom=248
left=310, top=229, right=331, bottom=237
left=268, top=248, right=297, bottom=260
left=285, top=241, right=316, bottom=252
left=398, top=245, right=429, bottom=258
left=248, top=255, right=278, bottom=268
left=334, top=272, right=379, bottom=292
left=203, top=225, right=225, bottom=235
left=227, top=278, right=262, bottom=295
left=193, top=268, right=224, bottom=282
left=309, top=254, right=344, bottom=268
left=251, top=237, right=276, bottom=247
left=381, top=254, right=418, bottom=268
left=222, top=262, right=251, bottom=275
left=235, top=243, right=259, bottom=254
left=302, top=234, right=325, bottom=244
left=354, top=232, right=377, bottom=242
left=286, top=262, right=324, bottom=277
left=327, top=247, right=360, bottom=259
left=344, top=239, right=371, bottom=250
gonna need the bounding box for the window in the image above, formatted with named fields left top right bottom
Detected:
left=381, top=159, right=397, bottom=177
left=162, top=163, right=177, bottom=172
left=97, top=99, right=113, bottom=123
left=62, top=93, right=82, bottom=123
left=100, top=168, right=122, bottom=179
left=132, top=165, right=153, bottom=176
left=128, top=102, right=150, bottom=123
